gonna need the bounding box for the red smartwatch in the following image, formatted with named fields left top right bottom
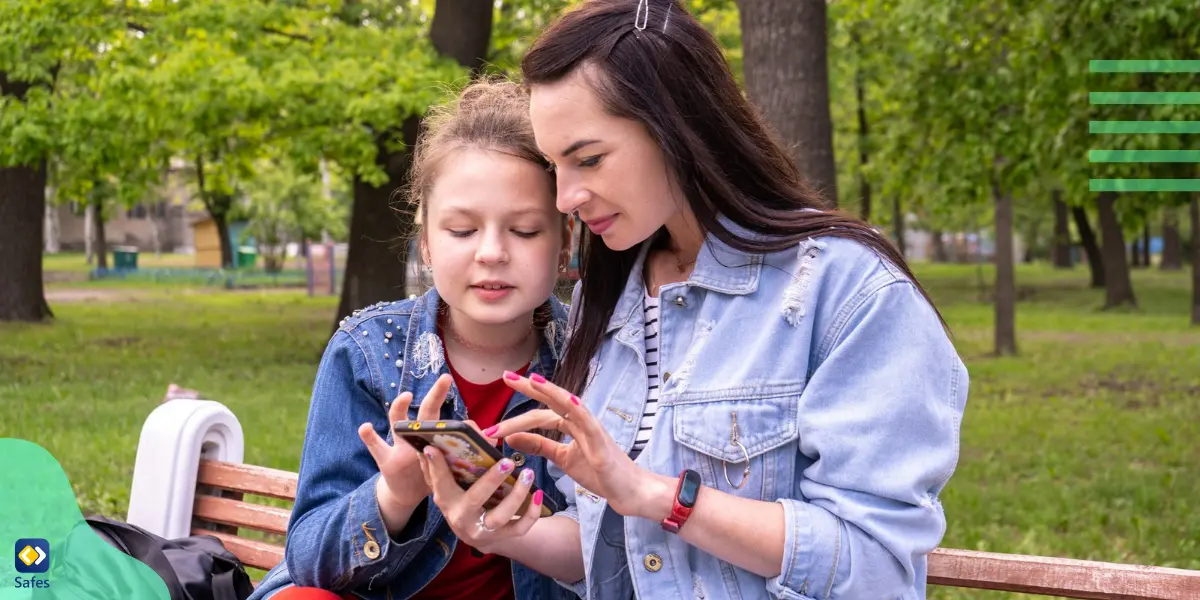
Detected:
left=661, top=469, right=702, bottom=534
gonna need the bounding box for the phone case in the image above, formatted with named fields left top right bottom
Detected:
left=393, top=420, right=558, bottom=517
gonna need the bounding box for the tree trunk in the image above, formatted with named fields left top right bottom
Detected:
left=214, top=208, right=234, bottom=270
left=94, top=198, right=108, bottom=270
left=892, top=196, right=905, bottom=258
left=44, top=190, right=60, bottom=253
left=1052, top=190, right=1072, bottom=268
left=1161, top=208, right=1184, bottom=270
left=1141, top=223, right=1151, bottom=267
left=84, top=202, right=95, bottom=264
left=1190, top=196, right=1199, bottom=325
left=992, top=174, right=1017, bottom=356
left=195, top=156, right=236, bottom=269
left=737, top=0, right=838, bottom=204
left=931, top=230, right=948, bottom=262
left=1130, top=239, right=1142, bottom=268
left=335, top=0, right=493, bottom=330
left=1072, top=205, right=1105, bottom=288
left=0, top=160, right=54, bottom=322
left=853, top=31, right=871, bottom=222
left=336, top=119, right=420, bottom=324
left=1023, top=215, right=1038, bottom=264
left=1097, top=191, right=1137, bottom=308
left=429, top=0, right=493, bottom=71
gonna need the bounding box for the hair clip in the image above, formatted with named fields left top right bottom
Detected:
left=634, top=0, right=649, bottom=31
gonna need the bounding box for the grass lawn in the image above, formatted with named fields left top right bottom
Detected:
left=2, top=262, right=1198, bottom=597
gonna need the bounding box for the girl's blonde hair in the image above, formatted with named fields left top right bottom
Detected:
left=409, top=77, right=556, bottom=228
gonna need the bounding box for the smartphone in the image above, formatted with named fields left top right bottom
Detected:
left=393, top=419, right=558, bottom=517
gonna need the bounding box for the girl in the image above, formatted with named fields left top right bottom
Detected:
left=417, top=2, right=969, bottom=600
left=248, top=79, right=577, bottom=600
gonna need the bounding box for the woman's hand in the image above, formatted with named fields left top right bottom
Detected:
left=417, top=444, right=545, bottom=555
left=358, top=373, right=454, bottom=534
left=489, top=372, right=666, bottom=519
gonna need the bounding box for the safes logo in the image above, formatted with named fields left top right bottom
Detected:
left=15, top=539, right=49, bottom=574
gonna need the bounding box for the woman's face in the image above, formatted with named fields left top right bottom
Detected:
left=423, top=148, right=567, bottom=326
left=530, top=66, right=686, bottom=251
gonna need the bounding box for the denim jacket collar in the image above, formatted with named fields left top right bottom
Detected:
left=401, top=287, right=569, bottom=417
left=606, top=216, right=764, bottom=334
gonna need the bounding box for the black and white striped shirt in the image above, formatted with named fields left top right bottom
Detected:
left=631, top=293, right=661, bottom=456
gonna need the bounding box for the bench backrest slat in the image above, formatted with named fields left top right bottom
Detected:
left=198, top=459, right=298, bottom=500
left=193, top=494, right=290, bottom=536
left=196, top=528, right=286, bottom=572
left=929, top=548, right=1200, bottom=600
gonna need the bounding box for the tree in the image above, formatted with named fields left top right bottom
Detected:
left=1191, top=196, right=1200, bottom=325
left=736, top=0, right=838, bottom=204
left=1096, top=191, right=1137, bottom=308
left=1072, top=205, right=1106, bottom=287
left=0, top=0, right=121, bottom=321
left=331, top=0, right=494, bottom=327
left=1051, top=189, right=1073, bottom=268
left=1161, top=207, right=1184, bottom=270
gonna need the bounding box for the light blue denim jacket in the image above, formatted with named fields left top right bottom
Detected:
left=553, top=229, right=968, bottom=600
left=250, top=288, right=577, bottom=600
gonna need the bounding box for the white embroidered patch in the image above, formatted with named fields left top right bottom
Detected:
left=782, top=239, right=826, bottom=326
left=410, top=331, right=445, bottom=378
left=668, top=319, right=714, bottom=393
left=543, top=319, right=566, bottom=360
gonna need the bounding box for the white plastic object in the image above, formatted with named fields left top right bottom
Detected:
left=126, top=399, right=245, bottom=539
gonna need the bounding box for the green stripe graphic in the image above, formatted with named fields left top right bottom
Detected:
left=1090, top=121, right=1200, bottom=134
left=1090, top=179, right=1200, bottom=192
left=1090, top=92, right=1200, bottom=104
left=1090, top=150, right=1200, bottom=162
left=1090, top=60, right=1200, bottom=73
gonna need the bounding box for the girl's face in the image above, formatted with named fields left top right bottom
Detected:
left=530, top=66, right=688, bottom=252
left=423, top=148, right=567, bottom=326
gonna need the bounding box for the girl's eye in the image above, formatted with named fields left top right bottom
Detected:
left=545, top=162, right=557, bottom=173
left=448, top=229, right=475, bottom=238
left=513, top=230, right=541, bottom=239
left=579, top=155, right=603, bottom=168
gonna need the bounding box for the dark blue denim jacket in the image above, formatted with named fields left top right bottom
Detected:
left=249, top=288, right=576, bottom=600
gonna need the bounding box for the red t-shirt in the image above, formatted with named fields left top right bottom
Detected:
left=410, top=346, right=529, bottom=600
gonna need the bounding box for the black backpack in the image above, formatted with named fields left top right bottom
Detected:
left=81, top=515, right=254, bottom=600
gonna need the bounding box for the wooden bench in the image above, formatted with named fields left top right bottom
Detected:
left=189, top=458, right=1200, bottom=599
left=128, top=400, right=1198, bottom=598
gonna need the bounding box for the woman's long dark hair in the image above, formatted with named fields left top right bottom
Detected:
left=523, top=0, right=944, bottom=395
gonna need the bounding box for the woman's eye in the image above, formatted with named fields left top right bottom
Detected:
left=579, top=155, right=603, bottom=168
left=513, top=230, right=541, bottom=239
left=448, top=229, right=475, bottom=238
left=545, top=162, right=557, bottom=172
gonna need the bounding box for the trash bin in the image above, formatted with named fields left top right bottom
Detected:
left=236, top=247, right=257, bottom=269
left=112, top=246, right=139, bottom=270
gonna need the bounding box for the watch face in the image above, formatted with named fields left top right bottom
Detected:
left=678, top=469, right=702, bottom=508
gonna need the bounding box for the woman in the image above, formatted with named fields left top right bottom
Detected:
left=248, top=79, right=578, bottom=600
left=417, top=2, right=968, bottom=599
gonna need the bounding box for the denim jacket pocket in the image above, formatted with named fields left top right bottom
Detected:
left=670, top=382, right=802, bottom=500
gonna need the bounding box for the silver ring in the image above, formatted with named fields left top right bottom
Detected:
left=723, top=440, right=751, bottom=489
left=476, top=508, right=497, bottom=533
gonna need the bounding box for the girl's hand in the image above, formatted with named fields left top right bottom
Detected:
left=490, top=372, right=659, bottom=518
left=418, top=445, right=544, bottom=555
left=359, top=373, right=454, bottom=529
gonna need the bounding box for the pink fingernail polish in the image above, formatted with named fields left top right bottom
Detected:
left=483, top=425, right=499, bottom=437
left=499, top=459, right=515, bottom=473
left=519, top=468, right=535, bottom=485
left=423, top=447, right=434, bottom=459
left=530, top=373, right=546, bottom=384
left=533, top=490, right=544, bottom=506
left=504, top=371, right=521, bottom=381
left=570, top=395, right=580, bottom=406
